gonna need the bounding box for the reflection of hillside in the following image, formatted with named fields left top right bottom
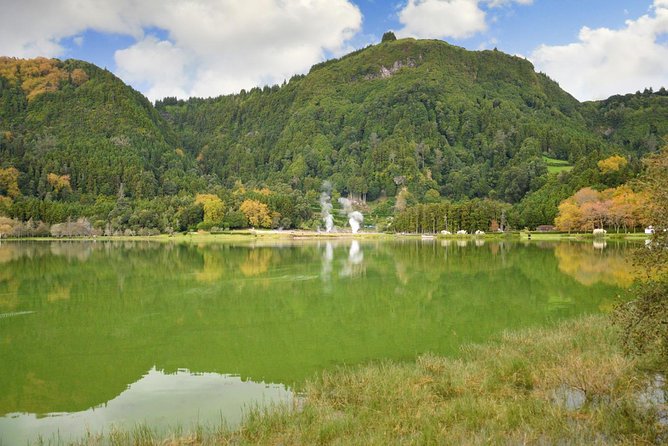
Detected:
left=0, top=368, right=290, bottom=445
left=0, top=240, right=630, bottom=418
left=555, top=243, right=638, bottom=287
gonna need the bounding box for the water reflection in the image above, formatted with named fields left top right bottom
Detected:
left=0, top=368, right=290, bottom=445
left=0, top=240, right=637, bottom=444
left=593, top=240, right=607, bottom=250
left=554, top=242, right=639, bottom=287
left=341, top=240, right=364, bottom=277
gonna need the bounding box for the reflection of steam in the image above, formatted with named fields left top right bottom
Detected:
left=457, top=240, right=468, bottom=248
left=338, top=198, right=364, bottom=234
left=325, top=242, right=334, bottom=262
left=320, top=181, right=334, bottom=233
left=475, top=239, right=485, bottom=248
left=341, top=240, right=364, bottom=277
left=321, top=242, right=334, bottom=290
left=348, top=240, right=363, bottom=264
left=593, top=240, right=607, bottom=250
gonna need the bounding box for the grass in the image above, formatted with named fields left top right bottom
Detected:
left=543, top=155, right=574, bottom=174
left=64, top=315, right=666, bottom=445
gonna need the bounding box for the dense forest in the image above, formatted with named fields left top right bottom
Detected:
left=1, top=38, right=666, bottom=235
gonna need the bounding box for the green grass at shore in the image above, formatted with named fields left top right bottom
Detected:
left=66, top=315, right=666, bottom=446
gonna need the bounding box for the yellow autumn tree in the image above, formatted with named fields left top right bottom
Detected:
left=598, top=155, right=628, bottom=174
left=240, top=199, right=272, bottom=228
left=47, top=173, right=72, bottom=195
left=0, top=167, right=20, bottom=198
left=554, top=199, right=583, bottom=232
left=195, top=194, right=225, bottom=226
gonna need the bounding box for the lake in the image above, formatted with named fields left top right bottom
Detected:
left=0, top=239, right=637, bottom=444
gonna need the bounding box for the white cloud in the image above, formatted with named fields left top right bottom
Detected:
left=115, top=36, right=190, bottom=100
left=531, top=0, right=668, bottom=101
left=0, top=0, right=362, bottom=100
left=486, top=0, right=532, bottom=7
left=397, top=0, right=487, bottom=39
left=396, top=0, right=532, bottom=40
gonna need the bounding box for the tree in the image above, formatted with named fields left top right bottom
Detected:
left=0, top=167, right=20, bottom=198
left=424, top=189, right=441, bottom=203
left=195, top=194, right=225, bottom=226
left=614, top=147, right=668, bottom=367
left=381, top=31, right=397, bottom=42
left=240, top=199, right=272, bottom=228
left=554, top=199, right=584, bottom=232
left=47, top=173, right=72, bottom=196
left=395, top=187, right=414, bottom=213
left=597, top=155, right=628, bottom=174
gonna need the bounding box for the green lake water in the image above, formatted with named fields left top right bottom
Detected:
left=0, top=239, right=637, bottom=444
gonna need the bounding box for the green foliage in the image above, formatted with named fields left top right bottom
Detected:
left=1, top=41, right=665, bottom=232
left=393, top=199, right=510, bottom=233
left=613, top=148, right=668, bottom=370
left=584, top=88, right=668, bottom=156
left=0, top=58, right=203, bottom=199
left=156, top=38, right=598, bottom=204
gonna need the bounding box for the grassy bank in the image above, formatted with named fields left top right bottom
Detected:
left=68, top=315, right=666, bottom=445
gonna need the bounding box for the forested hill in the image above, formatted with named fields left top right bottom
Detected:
left=0, top=57, right=202, bottom=200
left=584, top=88, right=668, bottom=156
left=157, top=38, right=603, bottom=203
left=1, top=38, right=666, bottom=231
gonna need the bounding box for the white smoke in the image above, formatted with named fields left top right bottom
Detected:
left=320, top=181, right=334, bottom=233
left=349, top=211, right=364, bottom=234
left=338, top=197, right=364, bottom=234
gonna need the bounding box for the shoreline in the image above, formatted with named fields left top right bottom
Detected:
left=61, top=315, right=665, bottom=445
left=0, top=230, right=650, bottom=244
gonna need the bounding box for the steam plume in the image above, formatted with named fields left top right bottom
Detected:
left=320, top=181, right=334, bottom=232
left=338, top=197, right=364, bottom=234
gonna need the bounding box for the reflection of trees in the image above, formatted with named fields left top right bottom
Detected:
left=47, top=285, right=71, bottom=302
left=0, top=240, right=632, bottom=418
left=239, top=249, right=273, bottom=277
left=555, top=243, right=638, bottom=287
left=194, top=249, right=225, bottom=283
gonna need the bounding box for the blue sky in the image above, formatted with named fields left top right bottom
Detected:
left=2, top=0, right=667, bottom=101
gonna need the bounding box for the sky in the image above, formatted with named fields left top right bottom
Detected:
left=1, top=0, right=667, bottom=102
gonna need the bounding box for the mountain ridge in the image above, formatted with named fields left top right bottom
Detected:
left=1, top=38, right=666, bottom=230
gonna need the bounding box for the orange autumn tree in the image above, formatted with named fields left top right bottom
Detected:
left=555, top=186, right=649, bottom=232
